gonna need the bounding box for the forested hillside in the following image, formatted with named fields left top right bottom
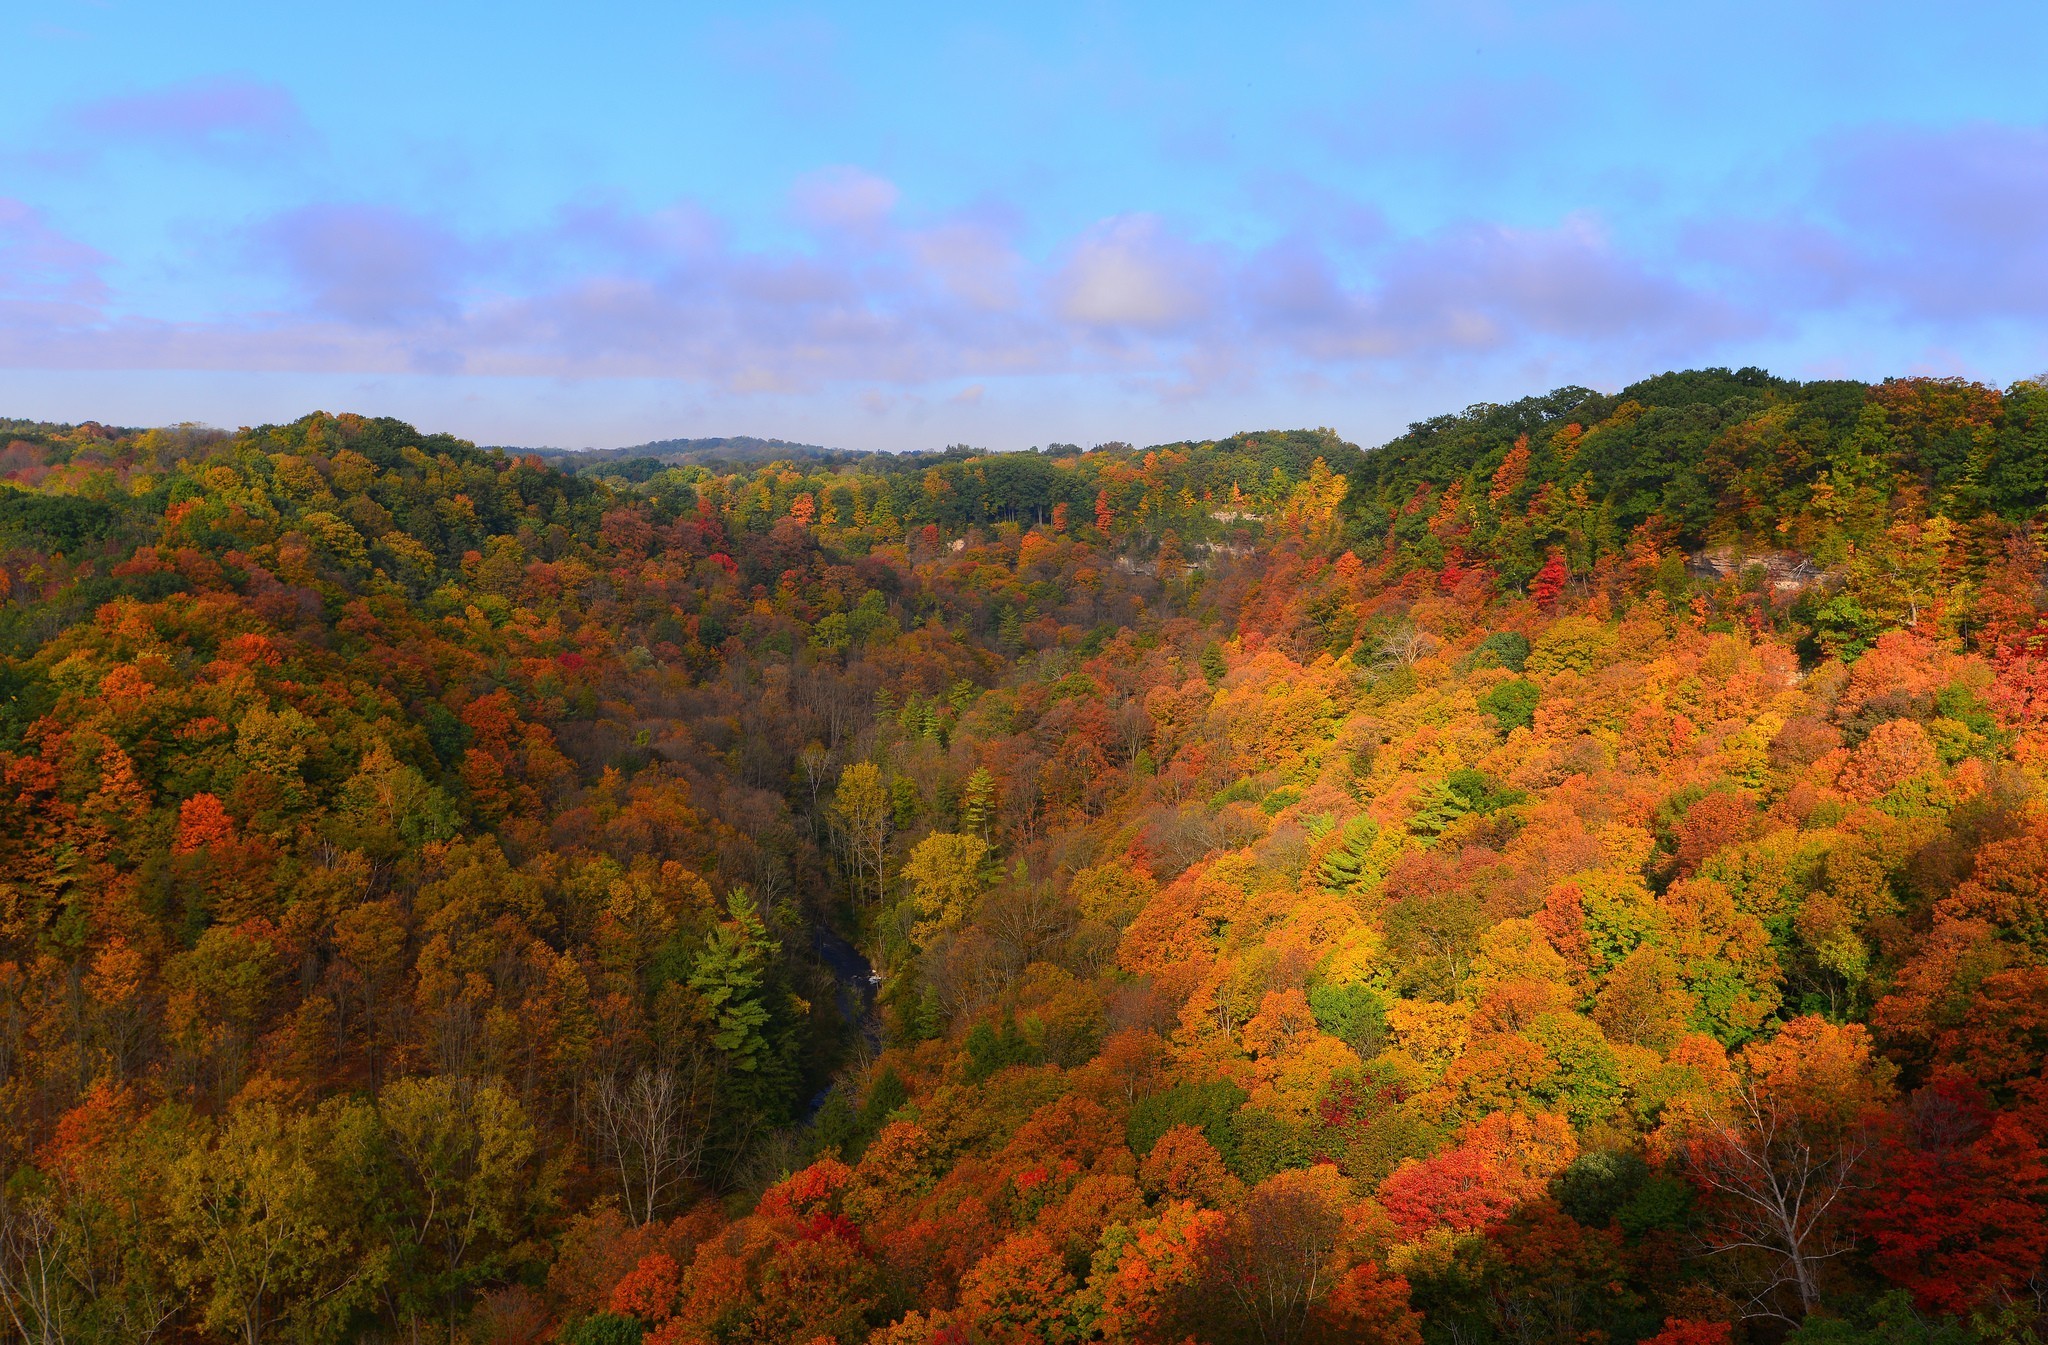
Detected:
left=2, top=368, right=2047, bottom=1344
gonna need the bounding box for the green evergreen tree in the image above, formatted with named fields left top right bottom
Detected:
left=689, top=892, right=775, bottom=1072
left=961, top=766, right=998, bottom=842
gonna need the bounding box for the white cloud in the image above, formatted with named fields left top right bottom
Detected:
left=791, top=166, right=900, bottom=232
left=1053, top=215, right=1214, bottom=331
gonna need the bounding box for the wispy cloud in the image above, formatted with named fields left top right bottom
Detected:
left=258, top=203, right=467, bottom=327
left=1820, top=122, right=2048, bottom=321
left=1357, top=215, right=1756, bottom=356
left=66, top=76, right=309, bottom=156
left=792, top=166, right=900, bottom=234
left=1054, top=215, right=1220, bottom=334
left=6, top=128, right=2048, bottom=403
left=0, top=198, right=109, bottom=326
left=1314, top=73, right=1580, bottom=175
left=1686, top=123, right=2048, bottom=310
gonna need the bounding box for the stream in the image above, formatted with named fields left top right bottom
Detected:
left=806, top=922, right=881, bottom=1117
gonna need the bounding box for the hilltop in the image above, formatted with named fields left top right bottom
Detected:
left=517, top=435, right=864, bottom=480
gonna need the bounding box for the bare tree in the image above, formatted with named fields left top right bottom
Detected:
left=979, top=883, right=1076, bottom=979
left=925, top=927, right=1009, bottom=1022
left=1113, top=701, right=1152, bottom=767
left=0, top=1195, right=70, bottom=1345
left=1175, top=1167, right=1350, bottom=1345
left=1372, top=624, right=1439, bottom=669
left=1222, top=1179, right=1345, bottom=1344
left=1686, top=1076, right=1869, bottom=1322
left=797, top=742, right=832, bottom=821
left=1000, top=756, right=1045, bottom=846
left=922, top=882, right=1076, bottom=1022
left=1146, top=803, right=1221, bottom=876
left=583, top=1047, right=720, bottom=1225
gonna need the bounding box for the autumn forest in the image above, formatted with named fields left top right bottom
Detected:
left=3, top=365, right=2048, bottom=1345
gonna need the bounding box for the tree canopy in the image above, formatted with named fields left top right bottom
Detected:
left=2, top=375, right=2047, bottom=1342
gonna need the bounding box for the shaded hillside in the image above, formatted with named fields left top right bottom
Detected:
left=523, top=436, right=862, bottom=482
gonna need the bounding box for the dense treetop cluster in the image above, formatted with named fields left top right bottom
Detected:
left=2, top=369, right=2046, bottom=1344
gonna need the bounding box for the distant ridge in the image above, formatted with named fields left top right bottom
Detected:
left=617, top=435, right=836, bottom=459
left=512, top=435, right=871, bottom=478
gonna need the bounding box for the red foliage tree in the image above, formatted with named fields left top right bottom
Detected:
left=1861, top=1075, right=2048, bottom=1313
left=1531, top=549, right=1569, bottom=611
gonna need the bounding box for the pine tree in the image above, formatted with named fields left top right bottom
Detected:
left=688, top=893, right=775, bottom=1072
left=961, top=767, right=998, bottom=842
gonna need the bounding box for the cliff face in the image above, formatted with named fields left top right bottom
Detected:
left=1687, top=547, right=1835, bottom=598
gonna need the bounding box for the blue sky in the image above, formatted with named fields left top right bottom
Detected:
left=4, top=1, right=2047, bottom=450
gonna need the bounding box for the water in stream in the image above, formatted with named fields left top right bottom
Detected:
left=806, top=922, right=881, bottom=1117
